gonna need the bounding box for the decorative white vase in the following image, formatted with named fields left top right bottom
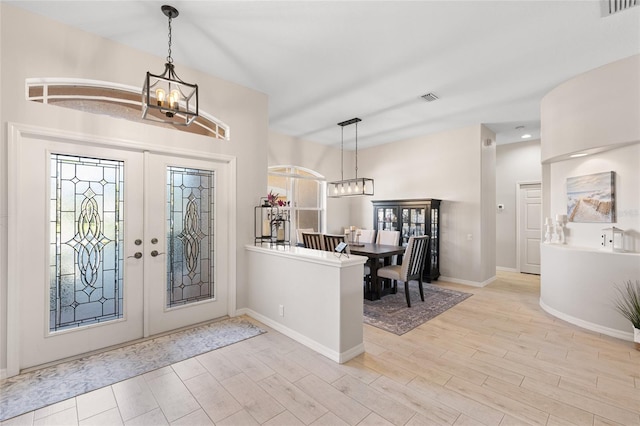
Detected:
left=634, top=327, right=640, bottom=351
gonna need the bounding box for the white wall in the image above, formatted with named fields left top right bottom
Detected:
left=0, top=4, right=268, bottom=372
left=354, top=125, right=496, bottom=285
left=480, top=126, right=496, bottom=280
left=495, top=140, right=542, bottom=269
left=549, top=144, right=640, bottom=251
left=269, top=125, right=497, bottom=285
left=540, top=55, right=640, bottom=340
left=541, top=54, right=640, bottom=162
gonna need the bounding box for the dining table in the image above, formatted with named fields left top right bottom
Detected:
left=348, top=242, right=406, bottom=300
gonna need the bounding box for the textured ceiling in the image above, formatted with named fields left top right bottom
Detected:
left=8, top=1, right=640, bottom=149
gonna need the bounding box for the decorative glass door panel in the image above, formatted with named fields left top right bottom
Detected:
left=50, top=154, right=125, bottom=331
left=145, top=154, right=228, bottom=337
left=167, top=166, right=215, bottom=307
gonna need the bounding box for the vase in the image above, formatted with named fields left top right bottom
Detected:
left=634, top=327, right=640, bottom=351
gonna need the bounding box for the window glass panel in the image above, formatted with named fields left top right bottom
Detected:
left=295, top=179, right=320, bottom=208
left=167, top=166, right=215, bottom=307
left=296, top=210, right=320, bottom=232
left=50, top=154, right=124, bottom=332
left=268, top=166, right=325, bottom=238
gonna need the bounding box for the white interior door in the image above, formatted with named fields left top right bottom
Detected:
left=518, top=183, right=541, bottom=275
left=10, top=131, right=230, bottom=374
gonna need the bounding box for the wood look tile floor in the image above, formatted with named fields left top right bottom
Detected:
left=3, top=272, right=639, bottom=426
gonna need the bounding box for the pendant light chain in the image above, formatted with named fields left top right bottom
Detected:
left=166, top=14, right=173, bottom=64
left=354, top=121, right=358, bottom=180
left=341, top=126, right=344, bottom=181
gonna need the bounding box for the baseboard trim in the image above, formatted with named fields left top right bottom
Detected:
left=496, top=266, right=518, bottom=273
left=439, top=275, right=496, bottom=288
left=539, top=299, right=633, bottom=342
left=239, top=308, right=364, bottom=364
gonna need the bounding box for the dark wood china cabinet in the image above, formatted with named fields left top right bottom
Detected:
left=372, top=199, right=441, bottom=282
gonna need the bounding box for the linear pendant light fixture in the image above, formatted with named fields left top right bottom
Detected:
left=328, top=118, right=374, bottom=197
left=142, top=5, right=198, bottom=126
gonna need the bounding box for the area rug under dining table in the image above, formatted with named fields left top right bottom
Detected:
left=364, top=284, right=471, bottom=335
left=0, top=317, right=265, bottom=422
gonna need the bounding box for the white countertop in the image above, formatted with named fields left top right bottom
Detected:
left=245, top=244, right=368, bottom=267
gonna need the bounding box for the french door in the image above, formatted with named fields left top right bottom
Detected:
left=9, top=128, right=230, bottom=373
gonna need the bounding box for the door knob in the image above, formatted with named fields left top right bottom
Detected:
left=150, top=250, right=165, bottom=257
left=134, top=239, right=143, bottom=246
left=151, top=238, right=158, bottom=244
left=128, top=252, right=143, bottom=259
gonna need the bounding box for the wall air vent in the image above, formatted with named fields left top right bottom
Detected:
left=421, top=92, right=439, bottom=102
left=601, top=0, right=638, bottom=16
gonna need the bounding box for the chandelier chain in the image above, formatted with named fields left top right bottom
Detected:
left=355, top=122, right=358, bottom=179
left=341, top=126, right=344, bottom=181
left=167, top=15, right=173, bottom=63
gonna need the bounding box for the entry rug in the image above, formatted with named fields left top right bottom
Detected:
left=0, top=318, right=265, bottom=421
left=364, top=284, right=471, bottom=335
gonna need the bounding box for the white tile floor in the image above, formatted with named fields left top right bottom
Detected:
left=2, top=272, right=639, bottom=425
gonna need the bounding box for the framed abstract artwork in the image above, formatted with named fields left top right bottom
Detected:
left=566, top=171, right=615, bottom=223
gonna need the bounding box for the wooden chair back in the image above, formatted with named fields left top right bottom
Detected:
left=302, top=233, right=324, bottom=250
left=400, top=235, right=430, bottom=282
left=323, top=234, right=347, bottom=252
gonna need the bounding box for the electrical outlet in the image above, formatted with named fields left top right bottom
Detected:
left=278, top=304, right=284, bottom=317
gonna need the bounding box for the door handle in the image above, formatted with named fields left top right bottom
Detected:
left=128, top=252, right=143, bottom=259
left=150, top=250, right=165, bottom=257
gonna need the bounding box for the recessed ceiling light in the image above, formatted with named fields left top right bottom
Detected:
left=521, top=134, right=532, bottom=139
left=570, top=153, right=588, bottom=158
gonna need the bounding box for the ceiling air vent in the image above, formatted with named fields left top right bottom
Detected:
left=602, top=0, right=638, bottom=16
left=421, top=92, right=439, bottom=102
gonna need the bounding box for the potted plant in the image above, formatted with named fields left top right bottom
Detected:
left=613, top=279, right=640, bottom=350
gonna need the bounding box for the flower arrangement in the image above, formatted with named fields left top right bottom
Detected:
left=266, top=190, right=290, bottom=207
left=267, top=190, right=279, bottom=207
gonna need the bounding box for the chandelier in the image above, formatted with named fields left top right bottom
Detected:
left=328, top=118, right=374, bottom=197
left=142, top=5, right=198, bottom=126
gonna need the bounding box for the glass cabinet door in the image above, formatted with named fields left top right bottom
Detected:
left=401, top=207, right=426, bottom=245
left=377, top=207, right=397, bottom=231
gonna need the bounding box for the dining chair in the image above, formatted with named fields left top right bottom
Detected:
left=302, top=232, right=324, bottom=250
left=357, top=229, right=376, bottom=244
left=376, top=229, right=401, bottom=269
left=377, top=235, right=430, bottom=307
left=296, top=228, right=315, bottom=246
left=323, top=234, right=347, bottom=252
left=376, top=230, right=400, bottom=246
